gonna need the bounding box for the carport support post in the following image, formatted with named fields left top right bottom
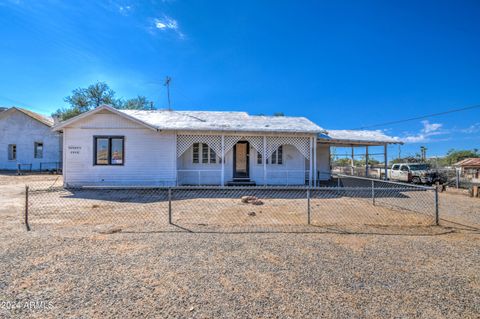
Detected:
left=351, top=146, right=355, bottom=175
left=307, top=189, right=311, bottom=225
left=371, top=180, right=375, bottom=206
left=365, top=146, right=369, bottom=177
left=384, top=144, right=388, bottom=181
left=168, top=188, right=172, bottom=224
left=435, top=187, right=439, bottom=225
left=25, top=185, right=30, bottom=231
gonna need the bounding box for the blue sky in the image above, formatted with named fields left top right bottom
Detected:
left=0, top=0, right=479, bottom=160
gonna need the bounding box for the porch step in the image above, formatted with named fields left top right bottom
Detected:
left=226, top=180, right=257, bottom=186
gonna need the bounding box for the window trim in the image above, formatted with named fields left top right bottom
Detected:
left=34, top=142, right=44, bottom=159
left=192, top=143, right=200, bottom=163
left=93, top=136, right=125, bottom=166
left=256, top=146, right=283, bottom=165
left=8, top=144, right=16, bottom=161
left=193, top=143, right=218, bottom=164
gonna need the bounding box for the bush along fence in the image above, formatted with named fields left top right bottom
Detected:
left=24, top=177, right=439, bottom=232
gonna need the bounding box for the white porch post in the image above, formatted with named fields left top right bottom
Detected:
left=263, top=136, right=267, bottom=185
left=174, top=133, right=178, bottom=186
left=221, top=135, right=225, bottom=186
left=313, top=135, right=317, bottom=187
left=309, top=137, right=313, bottom=187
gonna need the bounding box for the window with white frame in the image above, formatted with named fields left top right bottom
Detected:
left=34, top=142, right=43, bottom=159
left=8, top=144, right=16, bottom=160
left=271, top=145, right=283, bottom=164
left=193, top=143, right=218, bottom=164
left=257, top=146, right=283, bottom=165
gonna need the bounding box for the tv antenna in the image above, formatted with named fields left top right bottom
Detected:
left=164, top=76, right=172, bottom=110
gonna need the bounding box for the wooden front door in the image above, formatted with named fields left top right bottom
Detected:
left=233, top=142, right=250, bottom=179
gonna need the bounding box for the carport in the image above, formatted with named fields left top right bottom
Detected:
left=317, top=130, right=404, bottom=181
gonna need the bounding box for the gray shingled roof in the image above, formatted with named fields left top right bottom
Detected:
left=119, top=109, right=323, bottom=133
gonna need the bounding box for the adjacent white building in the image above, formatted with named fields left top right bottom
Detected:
left=0, top=107, right=62, bottom=171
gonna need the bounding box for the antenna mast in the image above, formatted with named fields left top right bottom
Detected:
left=164, top=76, right=172, bottom=110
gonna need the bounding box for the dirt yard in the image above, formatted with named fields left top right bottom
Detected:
left=0, top=173, right=479, bottom=318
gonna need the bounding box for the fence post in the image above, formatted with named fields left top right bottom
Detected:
left=307, top=188, right=311, bottom=225
left=25, top=185, right=30, bottom=231
left=168, top=188, right=172, bottom=224
left=371, top=180, right=375, bottom=206
left=435, top=187, right=439, bottom=226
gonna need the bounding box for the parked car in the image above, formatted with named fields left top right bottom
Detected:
left=389, top=163, right=445, bottom=185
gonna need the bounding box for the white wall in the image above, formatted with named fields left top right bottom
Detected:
left=316, top=144, right=331, bottom=180
left=0, top=110, right=61, bottom=170
left=63, top=111, right=176, bottom=186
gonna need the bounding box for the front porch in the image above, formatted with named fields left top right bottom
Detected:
left=176, top=133, right=317, bottom=186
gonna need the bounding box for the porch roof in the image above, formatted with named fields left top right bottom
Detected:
left=318, top=129, right=403, bottom=146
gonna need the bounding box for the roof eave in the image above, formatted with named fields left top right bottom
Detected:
left=52, top=105, right=159, bottom=132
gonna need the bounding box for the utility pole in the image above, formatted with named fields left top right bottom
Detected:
left=420, top=146, right=427, bottom=162
left=164, top=76, right=172, bottom=110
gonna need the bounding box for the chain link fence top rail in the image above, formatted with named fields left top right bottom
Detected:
left=25, top=176, right=439, bottom=232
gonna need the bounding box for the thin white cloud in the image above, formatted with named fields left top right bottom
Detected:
left=152, top=16, right=185, bottom=39
left=402, top=120, right=445, bottom=143
left=460, top=122, right=480, bottom=134
left=118, top=5, right=133, bottom=15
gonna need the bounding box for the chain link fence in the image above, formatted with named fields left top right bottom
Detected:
left=24, top=176, right=439, bottom=232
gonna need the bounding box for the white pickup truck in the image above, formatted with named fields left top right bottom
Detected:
left=389, top=163, right=434, bottom=184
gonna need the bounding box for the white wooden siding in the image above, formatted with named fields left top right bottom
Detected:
left=63, top=112, right=176, bottom=186
left=316, top=144, right=331, bottom=180
left=0, top=110, right=61, bottom=170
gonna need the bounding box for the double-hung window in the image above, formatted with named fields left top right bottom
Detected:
left=8, top=144, right=16, bottom=160
left=193, top=143, right=217, bottom=164
left=94, top=136, right=124, bottom=165
left=34, top=142, right=43, bottom=159
left=258, top=146, right=283, bottom=165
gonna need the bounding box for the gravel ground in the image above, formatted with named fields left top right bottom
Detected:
left=1, top=173, right=479, bottom=318
left=0, top=228, right=479, bottom=318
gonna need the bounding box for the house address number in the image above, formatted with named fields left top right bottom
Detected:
left=68, top=146, right=81, bottom=155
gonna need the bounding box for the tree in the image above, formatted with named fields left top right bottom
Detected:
left=391, top=156, right=422, bottom=164
left=442, top=149, right=480, bottom=166
left=53, top=82, right=152, bottom=121
left=118, top=96, right=152, bottom=110
left=273, top=112, right=285, bottom=116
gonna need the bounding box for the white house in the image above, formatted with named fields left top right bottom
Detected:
left=53, top=105, right=333, bottom=187
left=53, top=105, right=403, bottom=187
left=0, top=107, right=62, bottom=171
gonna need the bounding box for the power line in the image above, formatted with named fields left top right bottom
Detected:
left=353, top=104, right=480, bottom=130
